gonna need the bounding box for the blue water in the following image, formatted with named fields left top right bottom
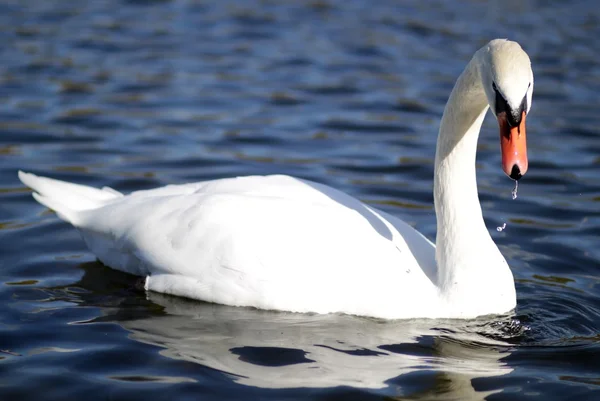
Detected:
left=1, top=0, right=600, bottom=399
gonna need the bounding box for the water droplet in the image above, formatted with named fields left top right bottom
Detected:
left=496, top=223, right=506, bottom=232
left=511, top=180, right=518, bottom=200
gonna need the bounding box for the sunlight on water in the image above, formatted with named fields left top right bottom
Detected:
left=1, top=0, right=600, bottom=400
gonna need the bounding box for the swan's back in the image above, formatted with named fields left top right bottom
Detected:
left=20, top=172, right=438, bottom=318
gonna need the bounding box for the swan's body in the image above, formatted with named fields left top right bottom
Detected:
left=19, top=39, right=533, bottom=319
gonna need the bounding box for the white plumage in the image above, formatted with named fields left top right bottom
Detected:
left=19, top=39, right=534, bottom=319
left=19, top=172, right=437, bottom=318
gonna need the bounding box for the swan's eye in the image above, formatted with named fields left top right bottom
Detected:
left=523, top=82, right=531, bottom=112
left=520, top=88, right=529, bottom=115
left=492, top=82, right=509, bottom=117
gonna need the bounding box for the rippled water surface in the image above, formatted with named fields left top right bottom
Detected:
left=2, top=0, right=600, bottom=399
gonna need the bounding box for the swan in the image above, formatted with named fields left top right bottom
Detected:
left=18, top=39, right=533, bottom=319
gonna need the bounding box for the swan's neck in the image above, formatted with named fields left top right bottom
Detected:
left=433, top=57, right=515, bottom=313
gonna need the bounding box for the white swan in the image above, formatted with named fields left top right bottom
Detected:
left=18, top=39, right=533, bottom=319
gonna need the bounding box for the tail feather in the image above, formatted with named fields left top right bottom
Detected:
left=31, top=192, right=78, bottom=223
left=18, top=171, right=122, bottom=223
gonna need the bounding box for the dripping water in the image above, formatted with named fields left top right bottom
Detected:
left=497, top=181, right=520, bottom=231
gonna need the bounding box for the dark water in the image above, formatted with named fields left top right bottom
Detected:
left=1, top=0, right=600, bottom=399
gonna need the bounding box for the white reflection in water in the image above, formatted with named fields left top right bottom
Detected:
left=120, top=292, right=516, bottom=399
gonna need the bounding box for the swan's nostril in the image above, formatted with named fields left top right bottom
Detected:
left=510, top=164, right=522, bottom=180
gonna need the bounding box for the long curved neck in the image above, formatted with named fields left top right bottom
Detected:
left=433, top=57, right=503, bottom=292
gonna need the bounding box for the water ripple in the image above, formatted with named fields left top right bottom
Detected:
left=1, top=0, right=599, bottom=400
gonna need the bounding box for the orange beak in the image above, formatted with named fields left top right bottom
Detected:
left=499, top=111, right=528, bottom=180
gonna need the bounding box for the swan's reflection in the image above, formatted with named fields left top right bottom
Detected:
left=118, top=291, right=515, bottom=399
left=67, top=262, right=515, bottom=398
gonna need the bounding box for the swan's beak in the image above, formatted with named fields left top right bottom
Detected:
left=499, top=111, right=528, bottom=180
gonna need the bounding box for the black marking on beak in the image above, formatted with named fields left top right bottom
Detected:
left=492, top=82, right=530, bottom=128
left=510, top=164, right=522, bottom=180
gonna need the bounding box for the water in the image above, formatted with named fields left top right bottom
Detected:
left=1, top=0, right=600, bottom=399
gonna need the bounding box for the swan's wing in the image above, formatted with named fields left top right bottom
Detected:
left=69, top=175, right=437, bottom=317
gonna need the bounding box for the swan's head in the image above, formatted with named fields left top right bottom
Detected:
left=478, top=39, right=533, bottom=180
